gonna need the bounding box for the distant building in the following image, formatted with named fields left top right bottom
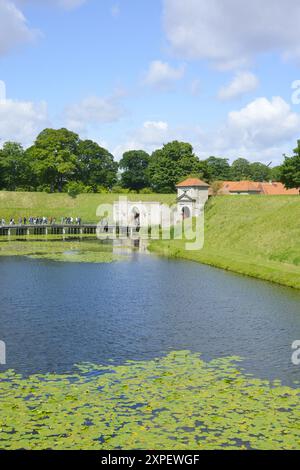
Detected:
left=259, top=182, right=300, bottom=195
left=176, top=178, right=210, bottom=220
left=112, top=178, right=210, bottom=229
left=113, top=199, right=162, bottom=228
left=218, top=181, right=300, bottom=196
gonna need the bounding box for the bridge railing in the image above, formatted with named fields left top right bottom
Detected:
left=0, top=224, right=142, bottom=237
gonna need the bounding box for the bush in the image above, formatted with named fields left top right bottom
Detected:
left=139, top=188, right=153, bottom=194
left=36, top=185, right=52, bottom=193
left=111, top=185, right=131, bottom=194
left=211, top=181, right=224, bottom=196
left=66, top=182, right=93, bottom=198
left=96, top=186, right=109, bottom=194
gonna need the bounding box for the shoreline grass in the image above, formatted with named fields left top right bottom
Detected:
left=150, top=195, right=300, bottom=290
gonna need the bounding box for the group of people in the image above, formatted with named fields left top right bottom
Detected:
left=61, top=217, right=82, bottom=225
left=0, top=216, right=82, bottom=226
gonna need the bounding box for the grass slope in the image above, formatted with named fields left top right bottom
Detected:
left=150, top=195, right=300, bottom=289
left=0, top=191, right=174, bottom=223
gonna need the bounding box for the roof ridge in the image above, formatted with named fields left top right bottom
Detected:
left=176, top=177, right=210, bottom=187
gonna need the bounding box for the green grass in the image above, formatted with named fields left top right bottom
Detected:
left=0, top=191, right=174, bottom=223
left=150, top=195, right=300, bottom=289
left=1, top=351, right=300, bottom=450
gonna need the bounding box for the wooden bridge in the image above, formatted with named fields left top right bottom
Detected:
left=0, top=224, right=142, bottom=238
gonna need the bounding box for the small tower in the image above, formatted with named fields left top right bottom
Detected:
left=176, top=178, right=210, bottom=219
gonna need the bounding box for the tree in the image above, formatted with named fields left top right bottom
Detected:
left=148, top=141, right=202, bottom=193
left=198, top=160, right=212, bottom=182
left=231, top=158, right=252, bottom=180
left=77, top=139, right=118, bottom=190
left=0, top=142, right=31, bottom=190
left=249, top=162, right=271, bottom=182
left=204, top=156, right=231, bottom=182
left=280, top=141, right=300, bottom=189
left=26, top=128, right=80, bottom=192
left=270, top=165, right=282, bottom=182
left=119, top=150, right=150, bottom=191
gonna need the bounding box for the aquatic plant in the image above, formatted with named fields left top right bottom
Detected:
left=0, top=351, right=300, bottom=450
left=0, top=240, right=123, bottom=263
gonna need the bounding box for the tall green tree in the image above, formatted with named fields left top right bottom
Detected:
left=0, top=142, right=30, bottom=190
left=77, top=139, right=118, bottom=190
left=280, top=141, right=300, bottom=189
left=119, top=150, right=150, bottom=191
left=249, top=162, right=271, bottom=182
left=26, top=128, right=80, bottom=192
left=204, top=156, right=231, bottom=182
left=270, top=165, right=282, bottom=182
left=148, top=141, right=202, bottom=193
left=198, top=160, right=212, bottom=182
left=231, top=158, right=252, bottom=180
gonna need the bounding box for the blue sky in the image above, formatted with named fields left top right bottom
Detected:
left=1, top=0, right=300, bottom=165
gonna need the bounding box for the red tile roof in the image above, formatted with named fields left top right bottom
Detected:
left=220, top=181, right=300, bottom=195
left=222, top=181, right=261, bottom=193
left=176, top=178, right=210, bottom=188
left=260, top=182, right=299, bottom=195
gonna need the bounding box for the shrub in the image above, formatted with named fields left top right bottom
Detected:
left=139, top=187, right=153, bottom=194
left=66, top=182, right=93, bottom=198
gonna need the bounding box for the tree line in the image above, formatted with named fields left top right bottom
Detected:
left=0, top=127, right=299, bottom=194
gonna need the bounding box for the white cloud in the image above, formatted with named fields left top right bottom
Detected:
left=65, top=91, right=125, bottom=133
left=144, top=60, right=185, bottom=90
left=0, top=0, right=86, bottom=57
left=112, top=97, right=300, bottom=164
left=218, top=71, right=259, bottom=101
left=163, top=0, right=300, bottom=68
left=193, top=96, right=300, bottom=164
left=111, top=120, right=195, bottom=159
left=225, top=97, right=300, bottom=148
left=0, top=97, right=49, bottom=146
left=0, top=0, right=37, bottom=56
left=113, top=121, right=175, bottom=159
left=135, top=121, right=170, bottom=145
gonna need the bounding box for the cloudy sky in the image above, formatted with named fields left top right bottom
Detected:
left=1, top=0, right=300, bottom=164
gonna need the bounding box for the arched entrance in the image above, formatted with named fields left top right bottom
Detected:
left=182, top=206, right=191, bottom=219
left=132, top=207, right=141, bottom=229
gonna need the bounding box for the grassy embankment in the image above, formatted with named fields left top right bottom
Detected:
left=0, top=191, right=174, bottom=223
left=150, top=195, right=300, bottom=289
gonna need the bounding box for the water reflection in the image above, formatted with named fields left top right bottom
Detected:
left=0, top=254, right=300, bottom=385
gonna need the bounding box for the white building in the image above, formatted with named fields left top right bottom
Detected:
left=113, top=198, right=162, bottom=228
left=175, top=178, right=210, bottom=222
left=113, top=178, right=210, bottom=229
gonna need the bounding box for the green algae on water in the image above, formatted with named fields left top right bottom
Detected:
left=1, top=351, right=300, bottom=450
left=0, top=240, right=124, bottom=263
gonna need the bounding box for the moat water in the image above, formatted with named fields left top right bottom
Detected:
left=1, top=253, right=300, bottom=385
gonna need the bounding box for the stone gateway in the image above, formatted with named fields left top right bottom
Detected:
left=175, top=177, right=210, bottom=223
